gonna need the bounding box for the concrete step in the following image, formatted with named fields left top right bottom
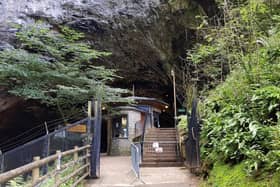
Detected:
left=143, top=144, right=177, bottom=151
left=144, top=139, right=177, bottom=142
left=145, top=135, right=176, bottom=138
left=146, top=131, right=176, bottom=134
left=143, top=157, right=178, bottom=161
left=146, top=130, right=176, bottom=132
left=143, top=147, right=177, bottom=151
left=143, top=144, right=177, bottom=147
left=145, top=134, right=176, bottom=136
left=143, top=152, right=177, bottom=155
left=148, top=128, right=176, bottom=130
left=140, top=161, right=183, bottom=167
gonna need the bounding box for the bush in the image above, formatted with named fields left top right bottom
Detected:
left=192, top=0, right=280, bottom=179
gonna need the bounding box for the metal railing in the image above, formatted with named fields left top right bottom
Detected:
left=130, top=143, right=141, bottom=179
left=141, top=141, right=178, bottom=154
left=185, top=99, right=200, bottom=170
left=0, top=145, right=90, bottom=186
left=0, top=118, right=88, bottom=174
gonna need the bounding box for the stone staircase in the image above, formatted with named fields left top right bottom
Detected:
left=140, top=128, right=183, bottom=167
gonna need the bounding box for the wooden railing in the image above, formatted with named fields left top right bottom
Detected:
left=0, top=144, right=91, bottom=187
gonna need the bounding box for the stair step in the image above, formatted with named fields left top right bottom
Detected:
left=146, top=132, right=176, bottom=134
left=144, top=138, right=176, bottom=140
left=145, top=134, right=176, bottom=136
left=143, top=152, right=177, bottom=155
left=140, top=161, right=183, bottom=167
left=141, top=128, right=181, bottom=165
left=143, top=144, right=178, bottom=147
left=143, top=158, right=178, bottom=162
left=144, top=139, right=176, bottom=142
left=143, top=156, right=178, bottom=160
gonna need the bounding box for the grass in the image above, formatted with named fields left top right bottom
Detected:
left=200, top=162, right=280, bottom=187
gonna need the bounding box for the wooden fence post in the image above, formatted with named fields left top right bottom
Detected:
left=55, top=150, right=61, bottom=186
left=87, top=101, right=92, bottom=144
left=32, top=156, right=40, bottom=184
left=74, top=146, right=78, bottom=162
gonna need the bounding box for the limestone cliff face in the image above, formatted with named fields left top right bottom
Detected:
left=0, top=0, right=216, bottom=129
left=0, top=0, right=208, bottom=93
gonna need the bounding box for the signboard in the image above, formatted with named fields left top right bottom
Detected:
left=67, top=124, right=87, bottom=133
left=178, top=108, right=186, bottom=114
left=155, top=147, right=163, bottom=153
left=152, top=142, right=159, bottom=148
left=153, top=142, right=163, bottom=153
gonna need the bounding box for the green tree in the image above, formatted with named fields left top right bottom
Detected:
left=0, top=23, right=128, bottom=119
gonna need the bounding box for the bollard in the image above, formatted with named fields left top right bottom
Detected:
left=32, top=156, right=40, bottom=184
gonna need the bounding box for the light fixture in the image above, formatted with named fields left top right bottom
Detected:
left=165, top=105, right=169, bottom=109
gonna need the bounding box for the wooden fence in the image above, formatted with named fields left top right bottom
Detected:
left=0, top=144, right=90, bottom=187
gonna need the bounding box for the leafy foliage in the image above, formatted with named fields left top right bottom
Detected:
left=201, top=162, right=280, bottom=187
left=0, top=23, right=128, bottom=118
left=178, top=115, right=188, bottom=137
left=186, top=0, right=280, bottom=179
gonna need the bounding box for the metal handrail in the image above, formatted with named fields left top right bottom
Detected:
left=140, top=112, right=149, bottom=159
left=131, top=142, right=141, bottom=179
left=174, top=119, right=181, bottom=160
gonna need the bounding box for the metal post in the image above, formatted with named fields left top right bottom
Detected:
left=90, top=98, right=102, bottom=178
left=132, top=84, right=135, bottom=97
left=0, top=151, right=3, bottom=187
left=171, top=68, right=177, bottom=127
left=0, top=150, right=3, bottom=173
left=42, top=134, right=50, bottom=175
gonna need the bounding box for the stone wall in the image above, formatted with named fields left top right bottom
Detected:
left=110, top=110, right=142, bottom=155
left=110, top=138, right=131, bottom=156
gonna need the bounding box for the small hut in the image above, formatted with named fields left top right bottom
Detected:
left=106, top=96, right=168, bottom=155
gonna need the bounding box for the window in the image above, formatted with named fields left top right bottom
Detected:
left=112, top=115, right=128, bottom=138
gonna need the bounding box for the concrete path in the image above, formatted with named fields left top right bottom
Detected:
left=86, top=156, right=199, bottom=187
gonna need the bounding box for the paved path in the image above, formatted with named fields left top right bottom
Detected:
left=86, top=156, right=199, bottom=187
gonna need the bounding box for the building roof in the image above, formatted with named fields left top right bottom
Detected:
left=115, top=106, right=148, bottom=113
left=126, top=96, right=169, bottom=110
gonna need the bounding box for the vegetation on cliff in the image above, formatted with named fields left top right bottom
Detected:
left=185, top=0, right=280, bottom=185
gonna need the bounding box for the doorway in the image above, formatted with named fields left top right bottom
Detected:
left=101, top=119, right=107, bottom=153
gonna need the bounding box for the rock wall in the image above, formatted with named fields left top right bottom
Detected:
left=0, top=0, right=216, bottom=131
left=0, top=0, right=208, bottom=95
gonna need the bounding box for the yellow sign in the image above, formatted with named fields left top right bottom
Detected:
left=67, top=124, right=87, bottom=133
